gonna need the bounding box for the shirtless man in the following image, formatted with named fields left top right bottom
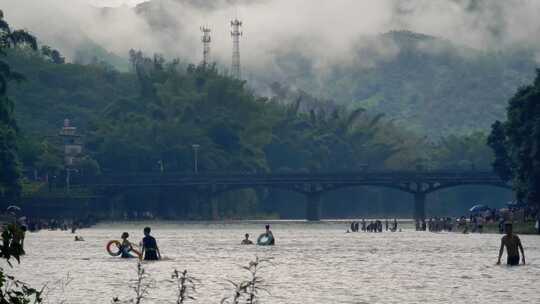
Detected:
left=497, top=223, right=525, bottom=266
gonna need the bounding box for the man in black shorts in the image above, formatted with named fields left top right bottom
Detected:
left=497, top=223, right=525, bottom=266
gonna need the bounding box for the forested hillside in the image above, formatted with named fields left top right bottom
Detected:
left=6, top=49, right=138, bottom=134
left=15, top=2, right=534, bottom=138
left=121, top=2, right=537, bottom=136
left=266, top=31, right=537, bottom=136
left=3, top=46, right=511, bottom=218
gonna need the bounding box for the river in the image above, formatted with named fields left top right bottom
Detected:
left=7, top=221, right=540, bottom=304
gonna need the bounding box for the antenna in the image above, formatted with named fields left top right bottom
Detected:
left=200, top=26, right=212, bottom=67
left=230, top=18, right=243, bottom=79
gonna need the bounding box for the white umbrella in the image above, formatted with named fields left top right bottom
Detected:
left=6, top=205, right=21, bottom=212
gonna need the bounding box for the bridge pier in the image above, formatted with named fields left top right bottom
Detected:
left=194, top=191, right=220, bottom=220
left=414, top=192, right=426, bottom=221
left=306, top=192, right=322, bottom=221
left=211, top=196, right=219, bottom=220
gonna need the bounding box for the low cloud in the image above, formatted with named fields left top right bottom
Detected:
left=3, top=0, right=540, bottom=78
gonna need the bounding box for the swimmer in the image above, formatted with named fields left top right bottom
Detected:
left=141, top=227, right=161, bottom=261
left=120, top=232, right=134, bottom=258
left=241, top=233, right=254, bottom=245
left=74, top=236, right=85, bottom=241
left=497, top=223, right=525, bottom=266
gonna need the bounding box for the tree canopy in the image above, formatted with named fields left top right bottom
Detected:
left=489, top=69, right=540, bottom=205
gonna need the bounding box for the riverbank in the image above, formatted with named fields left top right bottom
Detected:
left=481, top=221, right=538, bottom=235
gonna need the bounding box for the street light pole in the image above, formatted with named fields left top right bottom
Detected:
left=192, top=144, right=200, bottom=174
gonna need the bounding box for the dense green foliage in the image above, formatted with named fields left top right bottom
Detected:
left=89, top=56, right=271, bottom=173
left=488, top=70, right=540, bottom=206
left=0, top=7, right=512, bottom=217
left=0, top=11, right=36, bottom=207
left=128, top=3, right=535, bottom=137
left=5, top=46, right=507, bottom=217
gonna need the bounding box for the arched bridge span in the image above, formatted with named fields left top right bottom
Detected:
left=77, top=171, right=511, bottom=221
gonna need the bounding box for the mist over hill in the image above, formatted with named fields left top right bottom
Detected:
left=3, top=0, right=540, bottom=136
left=266, top=30, right=538, bottom=136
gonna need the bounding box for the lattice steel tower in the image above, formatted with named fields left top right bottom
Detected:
left=200, top=26, right=212, bottom=67
left=230, top=18, right=243, bottom=79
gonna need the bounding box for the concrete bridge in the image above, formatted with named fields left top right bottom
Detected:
left=75, top=171, right=511, bottom=221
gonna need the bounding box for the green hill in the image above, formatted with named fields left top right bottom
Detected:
left=6, top=49, right=138, bottom=135
left=268, top=30, right=538, bottom=136
left=52, top=2, right=538, bottom=137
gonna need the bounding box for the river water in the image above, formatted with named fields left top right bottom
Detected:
left=7, top=221, right=540, bottom=304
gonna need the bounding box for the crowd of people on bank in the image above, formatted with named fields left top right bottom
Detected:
left=22, top=217, right=96, bottom=233
left=414, top=217, right=455, bottom=232
left=0, top=205, right=100, bottom=256
left=348, top=218, right=399, bottom=233
left=408, top=203, right=540, bottom=235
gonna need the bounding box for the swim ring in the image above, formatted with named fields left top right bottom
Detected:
left=106, top=240, right=142, bottom=259
left=257, top=233, right=274, bottom=246
left=106, top=240, right=122, bottom=256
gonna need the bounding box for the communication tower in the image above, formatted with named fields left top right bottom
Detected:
left=200, top=26, right=212, bottom=66
left=230, top=18, right=243, bottom=79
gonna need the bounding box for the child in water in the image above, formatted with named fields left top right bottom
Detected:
left=241, top=233, right=253, bottom=245
left=120, top=232, right=134, bottom=258
left=141, top=227, right=161, bottom=261
left=264, top=224, right=275, bottom=245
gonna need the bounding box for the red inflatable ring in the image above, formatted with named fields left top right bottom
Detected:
left=106, top=240, right=142, bottom=259
left=106, top=240, right=122, bottom=256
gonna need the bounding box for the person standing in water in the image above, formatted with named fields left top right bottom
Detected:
left=120, top=232, right=134, bottom=258
left=497, top=223, right=525, bottom=266
left=241, top=233, right=254, bottom=245
left=264, top=224, right=275, bottom=245
left=141, top=227, right=161, bottom=261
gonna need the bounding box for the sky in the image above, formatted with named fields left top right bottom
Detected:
left=88, top=0, right=148, bottom=7
left=2, top=0, right=540, bottom=77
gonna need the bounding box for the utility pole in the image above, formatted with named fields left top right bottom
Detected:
left=200, top=26, right=211, bottom=67
left=230, top=18, right=243, bottom=79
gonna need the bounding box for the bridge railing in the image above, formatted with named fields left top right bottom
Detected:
left=68, top=170, right=504, bottom=186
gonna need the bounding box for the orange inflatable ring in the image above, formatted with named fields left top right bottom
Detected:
left=106, top=240, right=142, bottom=259
left=106, top=240, right=122, bottom=256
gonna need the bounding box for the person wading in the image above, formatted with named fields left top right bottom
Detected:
left=497, top=223, right=525, bottom=266
left=141, top=227, right=161, bottom=261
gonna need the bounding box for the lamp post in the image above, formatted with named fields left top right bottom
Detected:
left=192, top=144, right=200, bottom=174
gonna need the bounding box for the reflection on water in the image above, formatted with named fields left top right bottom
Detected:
left=8, top=221, right=540, bottom=304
